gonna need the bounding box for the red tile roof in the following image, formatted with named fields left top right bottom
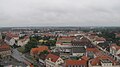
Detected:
left=86, top=48, right=103, bottom=56
left=81, top=56, right=90, bottom=61
left=66, top=59, right=87, bottom=66
left=86, top=48, right=99, bottom=52
left=19, top=36, right=29, bottom=42
left=56, top=42, right=61, bottom=44
left=6, top=32, right=19, bottom=38
left=90, top=55, right=117, bottom=66
left=31, top=46, right=50, bottom=55
left=94, top=37, right=106, bottom=41
left=57, top=36, right=74, bottom=41
left=60, top=36, right=75, bottom=38
left=41, top=33, right=55, bottom=36
left=88, top=35, right=96, bottom=39
left=0, top=44, right=11, bottom=52
left=46, top=54, right=59, bottom=62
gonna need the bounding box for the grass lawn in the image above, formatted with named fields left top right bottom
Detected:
left=17, top=46, right=25, bottom=53
left=25, top=54, right=35, bottom=61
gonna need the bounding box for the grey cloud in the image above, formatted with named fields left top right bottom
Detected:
left=0, top=0, right=120, bottom=27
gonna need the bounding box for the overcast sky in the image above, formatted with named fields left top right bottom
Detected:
left=0, top=0, right=120, bottom=27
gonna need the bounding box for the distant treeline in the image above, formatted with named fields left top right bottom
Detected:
left=0, top=27, right=120, bottom=32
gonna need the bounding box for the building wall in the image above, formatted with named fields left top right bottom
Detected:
left=17, top=38, right=29, bottom=46
left=116, top=50, right=120, bottom=55
left=57, top=44, right=71, bottom=48
left=45, top=57, right=64, bottom=67
left=110, top=47, right=117, bottom=55
left=101, top=63, right=113, bottom=67
left=56, top=57, right=64, bottom=65
left=17, top=40, right=23, bottom=46
left=5, top=38, right=15, bottom=46
left=56, top=43, right=61, bottom=47
left=94, top=41, right=105, bottom=45
left=39, top=58, right=45, bottom=64
left=72, top=53, right=84, bottom=57
left=45, top=59, right=56, bottom=67
left=13, top=37, right=19, bottom=40
left=9, top=38, right=15, bottom=46
left=89, top=61, right=120, bottom=67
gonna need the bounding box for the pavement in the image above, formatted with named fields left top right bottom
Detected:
left=0, top=56, right=26, bottom=67
left=11, top=49, right=45, bottom=67
left=11, top=49, right=31, bottom=65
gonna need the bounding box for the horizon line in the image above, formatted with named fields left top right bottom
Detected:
left=0, top=25, right=120, bottom=28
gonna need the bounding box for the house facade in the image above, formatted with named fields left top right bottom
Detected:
left=89, top=55, right=120, bottom=67
left=4, top=33, right=19, bottom=46
left=4, top=36, right=16, bottom=46
left=17, top=36, right=30, bottom=46
left=45, top=54, right=64, bottom=67
left=110, top=44, right=120, bottom=62
left=0, top=44, right=11, bottom=60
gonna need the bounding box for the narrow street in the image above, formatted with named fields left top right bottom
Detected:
left=85, top=35, right=119, bottom=61
left=11, top=49, right=45, bottom=67
left=11, top=49, right=31, bottom=65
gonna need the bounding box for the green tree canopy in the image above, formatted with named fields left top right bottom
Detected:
left=25, top=38, right=38, bottom=52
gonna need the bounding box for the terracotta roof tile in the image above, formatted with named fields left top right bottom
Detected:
left=86, top=48, right=98, bottom=52
left=0, top=44, right=11, bottom=52
left=94, top=37, right=106, bottom=41
left=46, top=54, right=59, bottom=62
left=31, top=46, right=49, bottom=55
left=90, top=55, right=117, bottom=66
left=6, top=32, right=19, bottom=38
left=66, top=59, right=87, bottom=66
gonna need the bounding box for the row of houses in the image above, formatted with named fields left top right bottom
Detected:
left=0, top=41, right=11, bottom=60
left=4, top=32, right=30, bottom=46
left=2, top=31, right=119, bottom=67
left=0, top=32, right=33, bottom=67
left=87, top=32, right=120, bottom=67
left=30, top=45, right=120, bottom=67
left=55, top=35, right=94, bottom=58
left=30, top=46, right=89, bottom=67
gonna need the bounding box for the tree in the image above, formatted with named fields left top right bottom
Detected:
left=25, top=38, right=38, bottom=52
left=98, top=31, right=115, bottom=41
left=1, top=34, right=6, bottom=39
left=44, top=40, right=56, bottom=46
left=12, top=44, right=20, bottom=48
left=40, top=50, right=49, bottom=55
left=19, top=35, right=25, bottom=39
